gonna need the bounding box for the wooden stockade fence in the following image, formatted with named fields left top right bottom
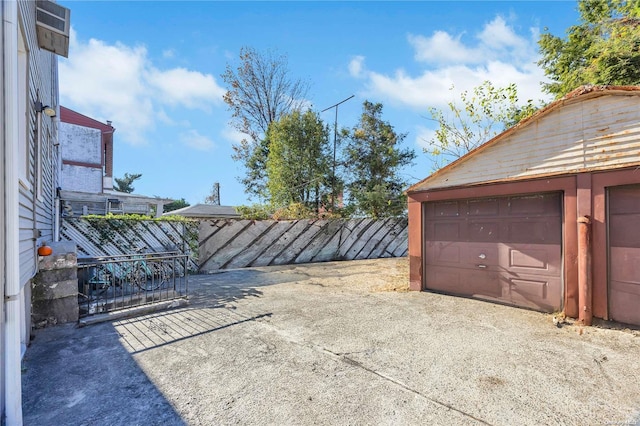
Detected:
left=198, top=218, right=408, bottom=272
left=61, top=217, right=408, bottom=273
left=60, top=218, right=199, bottom=271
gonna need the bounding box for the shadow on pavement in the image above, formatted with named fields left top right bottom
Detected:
left=22, top=321, right=185, bottom=426
left=187, top=268, right=307, bottom=307
left=22, top=264, right=333, bottom=424
left=114, top=307, right=272, bottom=355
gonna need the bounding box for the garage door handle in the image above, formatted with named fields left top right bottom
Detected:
left=477, top=264, right=487, bottom=269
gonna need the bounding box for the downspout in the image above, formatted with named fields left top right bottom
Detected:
left=34, top=97, right=41, bottom=255
left=3, top=0, right=24, bottom=423
left=578, top=216, right=593, bottom=326
left=49, top=115, right=61, bottom=242
left=54, top=189, right=60, bottom=241
left=53, top=80, right=61, bottom=242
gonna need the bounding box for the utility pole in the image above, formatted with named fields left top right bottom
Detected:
left=321, top=95, right=354, bottom=211
left=212, top=182, right=220, bottom=205
left=205, top=182, right=221, bottom=205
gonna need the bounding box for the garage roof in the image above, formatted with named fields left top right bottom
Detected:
left=408, top=85, right=640, bottom=193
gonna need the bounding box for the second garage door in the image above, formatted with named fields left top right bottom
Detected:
left=608, top=185, right=640, bottom=326
left=423, top=192, right=562, bottom=312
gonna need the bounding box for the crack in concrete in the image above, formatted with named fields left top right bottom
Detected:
left=325, top=348, right=493, bottom=426
left=257, top=317, right=492, bottom=425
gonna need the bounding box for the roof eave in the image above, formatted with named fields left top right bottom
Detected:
left=406, top=85, right=640, bottom=194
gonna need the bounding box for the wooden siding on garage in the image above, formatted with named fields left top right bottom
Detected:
left=413, top=94, right=640, bottom=191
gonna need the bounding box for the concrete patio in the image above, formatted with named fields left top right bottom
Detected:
left=22, top=258, right=640, bottom=425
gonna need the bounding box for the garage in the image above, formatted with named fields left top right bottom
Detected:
left=424, top=192, right=562, bottom=312
left=608, top=185, right=640, bottom=325
left=407, top=86, right=640, bottom=326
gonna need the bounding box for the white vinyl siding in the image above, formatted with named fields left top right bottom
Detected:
left=18, top=23, right=29, bottom=189
left=14, top=0, right=60, bottom=351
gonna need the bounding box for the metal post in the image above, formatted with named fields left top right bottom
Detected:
left=321, top=95, right=354, bottom=211
left=578, top=215, right=593, bottom=326
left=213, top=182, right=220, bottom=205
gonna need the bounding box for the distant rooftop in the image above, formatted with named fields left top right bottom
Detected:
left=60, top=106, right=115, bottom=133
left=163, top=203, right=240, bottom=218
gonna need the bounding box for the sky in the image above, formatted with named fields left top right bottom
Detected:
left=57, top=1, right=581, bottom=207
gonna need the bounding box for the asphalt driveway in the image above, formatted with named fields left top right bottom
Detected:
left=22, top=258, right=640, bottom=425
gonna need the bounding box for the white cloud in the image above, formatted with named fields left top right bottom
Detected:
left=409, top=16, right=534, bottom=66
left=59, top=29, right=225, bottom=146
left=364, top=63, right=546, bottom=111
left=349, top=56, right=365, bottom=78
left=352, top=15, right=551, bottom=112
left=147, top=67, right=225, bottom=110
left=414, top=125, right=436, bottom=150
left=409, top=32, right=481, bottom=64
left=162, top=49, right=175, bottom=59
left=478, top=16, right=526, bottom=51
left=180, top=129, right=215, bottom=151
left=221, top=125, right=246, bottom=145
left=60, top=29, right=153, bottom=144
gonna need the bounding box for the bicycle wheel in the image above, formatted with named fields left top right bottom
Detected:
left=150, top=260, right=172, bottom=288
left=89, top=264, right=113, bottom=295
left=126, top=261, right=147, bottom=290
left=133, top=261, right=161, bottom=291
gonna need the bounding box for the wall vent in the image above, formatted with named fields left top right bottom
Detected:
left=36, top=0, right=71, bottom=58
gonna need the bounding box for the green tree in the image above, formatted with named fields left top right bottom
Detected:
left=163, top=198, right=190, bottom=213
left=265, top=110, right=332, bottom=213
left=236, top=204, right=273, bottom=220
left=222, top=47, right=310, bottom=198
left=425, top=81, right=539, bottom=168
left=538, top=0, right=640, bottom=98
left=114, top=173, right=142, bottom=193
left=344, top=101, right=416, bottom=218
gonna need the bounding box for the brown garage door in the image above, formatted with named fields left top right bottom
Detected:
left=608, top=186, right=640, bottom=326
left=423, top=192, right=562, bottom=312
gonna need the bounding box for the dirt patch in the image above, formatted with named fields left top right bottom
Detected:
left=478, top=376, right=506, bottom=387
left=370, top=257, right=410, bottom=292
left=371, top=281, right=410, bottom=293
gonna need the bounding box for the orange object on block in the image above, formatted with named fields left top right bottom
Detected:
left=38, top=245, right=53, bottom=256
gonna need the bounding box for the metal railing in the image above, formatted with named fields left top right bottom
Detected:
left=77, top=251, right=189, bottom=317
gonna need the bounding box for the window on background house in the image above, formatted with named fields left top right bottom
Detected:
left=18, top=27, right=30, bottom=189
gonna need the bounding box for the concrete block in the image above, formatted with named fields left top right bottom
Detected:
left=33, top=240, right=79, bottom=327
left=33, top=278, right=78, bottom=300
left=39, top=253, right=77, bottom=271
left=51, top=241, right=77, bottom=256
left=32, top=296, right=79, bottom=327
left=36, top=268, right=77, bottom=285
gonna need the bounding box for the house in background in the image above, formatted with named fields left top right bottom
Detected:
left=407, top=85, right=640, bottom=328
left=1, top=0, right=70, bottom=422
left=58, top=106, right=171, bottom=217
left=59, top=106, right=115, bottom=194
left=164, top=204, right=241, bottom=219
